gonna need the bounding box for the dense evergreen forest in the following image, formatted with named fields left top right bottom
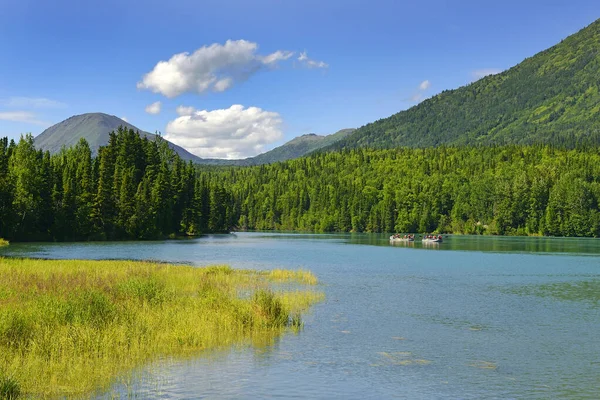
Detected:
left=327, top=19, right=600, bottom=151
left=0, top=128, right=233, bottom=241
left=207, top=146, right=600, bottom=237
left=3, top=129, right=600, bottom=240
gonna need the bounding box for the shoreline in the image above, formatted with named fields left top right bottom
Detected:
left=0, top=258, right=323, bottom=398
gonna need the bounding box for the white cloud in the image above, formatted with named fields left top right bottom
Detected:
left=405, top=80, right=431, bottom=103
left=165, top=104, right=283, bottom=159
left=261, top=50, right=294, bottom=65
left=471, top=68, right=502, bottom=80
left=214, top=78, right=233, bottom=92
left=410, top=93, right=424, bottom=103
left=297, top=51, right=328, bottom=69
left=1, top=97, right=66, bottom=109
left=121, top=116, right=129, bottom=122
left=176, top=106, right=196, bottom=116
left=0, top=111, right=49, bottom=126
left=138, top=40, right=298, bottom=98
left=145, top=101, right=162, bottom=115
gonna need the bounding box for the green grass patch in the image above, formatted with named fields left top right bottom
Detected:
left=0, top=258, right=323, bottom=398
left=0, top=374, right=20, bottom=400
left=0, top=239, right=8, bottom=247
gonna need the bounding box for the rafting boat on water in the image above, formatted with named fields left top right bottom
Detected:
left=389, top=235, right=415, bottom=242
left=422, top=235, right=443, bottom=243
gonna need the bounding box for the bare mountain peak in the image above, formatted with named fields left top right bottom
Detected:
left=34, top=113, right=201, bottom=162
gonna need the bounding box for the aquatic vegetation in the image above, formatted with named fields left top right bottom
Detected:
left=278, top=290, right=325, bottom=311
left=411, top=313, right=489, bottom=331
left=510, top=280, right=600, bottom=304
left=0, top=239, right=8, bottom=247
left=468, top=360, right=498, bottom=370
left=0, top=375, right=20, bottom=400
left=469, top=325, right=484, bottom=331
left=0, top=258, right=322, bottom=398
left=375, top=351, right=432, bottom=366
left=266, top=269, right=318, bottom=285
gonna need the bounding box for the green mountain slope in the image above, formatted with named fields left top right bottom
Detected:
left=247, top=128, right=355, bottom=165
left=328, top=19, right=600, bottom=150
left=34, top=113, right=203, bottom=163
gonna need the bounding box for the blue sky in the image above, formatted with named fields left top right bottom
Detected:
left=0, top=0, right=598, bottom=158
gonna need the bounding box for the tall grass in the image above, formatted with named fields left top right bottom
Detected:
left=0, top=239, right=8, bottom=247
left=266, top=269, right=318, bottom=285
left=0, top=258, right=323, bottom=398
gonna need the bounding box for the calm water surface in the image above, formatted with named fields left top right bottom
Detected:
left=2, top=233, right=600, bottom=399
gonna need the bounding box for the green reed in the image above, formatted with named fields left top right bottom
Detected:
left=0, top=258, right=323, bottom=398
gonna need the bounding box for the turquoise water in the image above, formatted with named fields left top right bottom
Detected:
left=2, top=233, right=600, bottom=399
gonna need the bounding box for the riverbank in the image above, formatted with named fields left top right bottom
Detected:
left=0, top=258, right=323, bottom=398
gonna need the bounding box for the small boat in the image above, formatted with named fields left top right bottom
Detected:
left=390, top=235, right=415, bottom=242
left=422, top=235, right=443, bottom=243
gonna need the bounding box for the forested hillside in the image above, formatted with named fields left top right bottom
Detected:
left=0, top=128, right=234, bottom=241
left=327, top=19, right=600, bottom=150
left=208, top=146, right=600, bottom=237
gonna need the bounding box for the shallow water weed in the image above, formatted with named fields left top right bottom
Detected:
left=0, top=375, right=20, bottom=400
left=279, top=290, right=325, bottom=310
left=469, top=360, right=498, bottom=370
left=520, top=280, right=600, bottom=304
left=267, top=269, right=318, bottom=285
left=376, top=351, right=432, bottom=366
left=0, top=258, right=322, bottom=398
left=253, top=289, right=289, bottom=327
left=289, top=313, right=303, bottom=331
left=0, top=311, right=35, bottom=349
left=116, top=277, right=168, bottom=305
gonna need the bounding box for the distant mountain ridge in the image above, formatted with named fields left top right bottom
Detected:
left=34, top=113, right=354, bottom=165
left=246, top=129, right=355, bottom=165
left=34, top=113, right=202, bottom=163
left=325, top=19, right=600, bottom=151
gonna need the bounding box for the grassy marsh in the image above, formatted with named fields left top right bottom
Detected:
left=0, top=258, right=323, bottom=398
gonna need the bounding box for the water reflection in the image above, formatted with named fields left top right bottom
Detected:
left=104, top=332, right=286, bottom=399
left=345, top=233, right=600, bottom=255
left=389, top=240, right=415, bottom=248
left=2, top=233, right=600, bottom=259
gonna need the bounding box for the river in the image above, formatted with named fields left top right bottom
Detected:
left=2, top=233, right=600, bottom=399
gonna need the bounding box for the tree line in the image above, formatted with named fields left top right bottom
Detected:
left=206, top=145, right=600, bottom=237
left=0, top=127, right=233, bottom=241
left=3, top=130, right=600, bottom=240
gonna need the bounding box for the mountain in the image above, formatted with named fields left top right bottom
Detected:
left=34, top=113, right=353, bottom=166
left=194, top=128, right=355, bottom=166
left=246, top=128, right=355, bottom=165
left=326, top=19, right=600, bottom=151
left=34, top=113, right=203, bottom=163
